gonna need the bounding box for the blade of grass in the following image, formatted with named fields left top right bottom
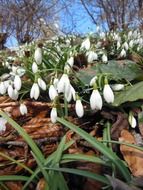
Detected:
left=0, top=110, right=45, bottom=164
left=0, top=152, right=33, bottom=174
left=0, top=175, right=29, bottom=181
left=46, top=167, right=110, bottom=185
left=23, top=140, right=75, bottom=189
left=0, top=182, right=9, bottom=190
left=61, top=154, right=111, bottom=166
left=57, top=117, right=131, bottom=182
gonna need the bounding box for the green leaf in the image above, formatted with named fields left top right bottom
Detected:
left=0, top=175, right=29, bottom=181
left=113, top=81, right=143, bottom=106
left=57, top=117, right=131, bottom=182
left=96, top=60, right=142, bottom=81
left=46, top=167, right=110, bottom=185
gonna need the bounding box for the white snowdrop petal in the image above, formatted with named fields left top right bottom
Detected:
left=90, top=90, right=102, bottom=110
left=20, top=104, right=28, bottom=115
left=38, top=78, right=46, bottom=91
left=53, top=78, right=59, bottom=89
left=8, top=85, right=14, bottom=99
left=0, top=82, right=6, bottom=94
left=49, top=85, right=58, bottom=100
left=34, top=47, right=42, bottom=65
left=30, top=83, right=40, bottom=100
left=90, top=76, right=97, bottom=86
left=120, top=49, right=126, bottom=57
left=14, top=75, right=22, bottom=91
left=102, top=54, right=108, bottom=63
left=67, top=57, right=74, bottom=67
left=75, top=100, right=84, bottom=118
left=111, top=84, right=124, bottom=91
left=128, top=115, right=137, bottom=128
left=50, top=107, right=57, bottom=123
left=103, top=84, right=114, bottom=103
left=81, top=38, right=90, bottom=50
left=87, top=51, right=98, bottom=63
left=32, top=62, right=38, bottom=73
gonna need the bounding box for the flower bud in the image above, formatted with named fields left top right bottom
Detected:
left=0, top=117, right=7, bottom=133
left=0, top=82, right=6, bottom=95
left=49, top=85, right=58, bottom=100
left=34, top=47, right=42, bottom=65
left=120, top=49, right=126, bottom=57
left=81, top=38, right=90, bottom=50
left=75, top=99, right=84, bottom=118
left=128, top=113, right=137, bottom=128
left=38, top=78, right=46, bottom=91
left=90, top=89, right=102, bottom=110
left=102, top=54, right=108, bottom=63
left=30, top=83, right=40, bottom=100
left=103, top=84, right=114, bottom=103
left=32, top=62, right=38, bottom=73
left=87, top=51, right=98, bottom=63
left=50, top=107, right=57, bottom=123
left=111, top=84, right=124, bottom=91
left=20, top=103, right=28, bottom=115
left=14, top=75, right=22, bottom=91
left=67, top=56, right=74, bottom=67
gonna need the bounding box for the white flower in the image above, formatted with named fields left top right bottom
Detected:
left=13, top=89, right=19, bottom=100
left=117, top=41, right=121, bottom=49
left=0, top=117, right=7, bottom=133
left=128, top=114, right=137, bottom=128
left=8, top=85, right=14, bottom=99
left=14, top=75, right=22, bottom=91
left=123, top=42, right=129, bottom=50
left=100, top=32, right=105, bottom=39
left=103, top=84, right=114, bottom=103
left=129, top=40, right=134, bottom=48
left=19, top=103, right=27, bottom=115
left=81, top=38, right=90, bottom=50
left=32, top=62, right=38, bottom=73
left=90, top=76, right=97, bottom=86
left=30, top=83, right=40, bottom=100
left=49, top=85, right=58, bottom=100
left=17, top=67, right=25, bottom=77
left=53, top=78, right=59, bottom=89
left=38, top=78, right=46, bottom=91
left=75, top=99, right=84, bottom=118
left=34, top=47, right=42, bottom=65
left=90, top=89, right=102, bottom=110
left=128, top=31, right=132, bottom=38
left=87, top=51, right=98, bottom=63
left=0, top=82, right=6, bottom=95
left=57, top=74, right=70, bottom=93
left=111, top=84, right=124, bottom=91
left=50, top=107, right=57, bottom=123
left=67, top=57, right=74, bottom=67
left=120, top=49, right=126, bottom=57
left=12, top=66, right=17, bottom=74
left=70, top=85, right=76, bottom=101
left=102, top=54, right=108, bottom=63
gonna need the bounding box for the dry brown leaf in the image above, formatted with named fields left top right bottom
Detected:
left=36, top=178, right=46, bottom=190
left=5, top=182, right=23, bottom=190
left=120, top=129, right=143, bottom=176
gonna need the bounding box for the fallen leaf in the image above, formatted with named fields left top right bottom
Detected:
left=120, top=130, right=143, bottom=176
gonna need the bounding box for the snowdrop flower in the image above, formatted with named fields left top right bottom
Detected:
left=100, top=32, right=105, bottom=39
left=128, top=113, right=137, bottom=128
left=120, top=49, right=126, bottom=57
left=30, top=83, right=40, bottom=100
left=103, top=84, right=114, bottom=103
left=17, top=67, right=25, bottom=77
left=14, top=75, right=22, bottom=91
left=12, top=66, right=17, bottom=74
left=75, top=99, right=84, bottom=118
left=111, top=84, right=124, bottom=91
left=50, top=107, right=57, bottom=123
left=70, top=85, right=76, bottom=101
left=67, top=56, right=74, bottom=67
left=128, top=31, right=132, bottom=39
left=49, top=85, right=58, bottom=100
left=87, top=51, right=98, bottom=63
left=57, top=74, right=70, bottom=93
left=19, top=103, right=27, bottom=115
left=117, top=41, right=121, bottom=49
left=0, top=82, right=6, bottom=95
left=90, top=76, right=97, bottom=86
left=8, top=85, right=14, bottom=99
left=34, top=47, right=42, bottom=65
left=129, top=40, right=134, bottom=48
left=0, top=117, right=7, bottom=133
left=32, top=62, right=38, bottom=73
left=81, top=38, right=90, bottom=50
left=13, top=89, right=19, bottom=100
left=102, top=54, right=108, bottom=63
left=90, top=89, right=102, bottom=110
left=123, top=42, right=129, bottom=50
left=38, top=78, right=46, bottom=91
left=53, top=78, right=59, bottom=89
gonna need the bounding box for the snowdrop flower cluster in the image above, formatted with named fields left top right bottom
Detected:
left=89, top=76, right=114, bottom=111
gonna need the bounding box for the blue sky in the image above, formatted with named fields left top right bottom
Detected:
left=6, top=1, right=97, bottom=47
